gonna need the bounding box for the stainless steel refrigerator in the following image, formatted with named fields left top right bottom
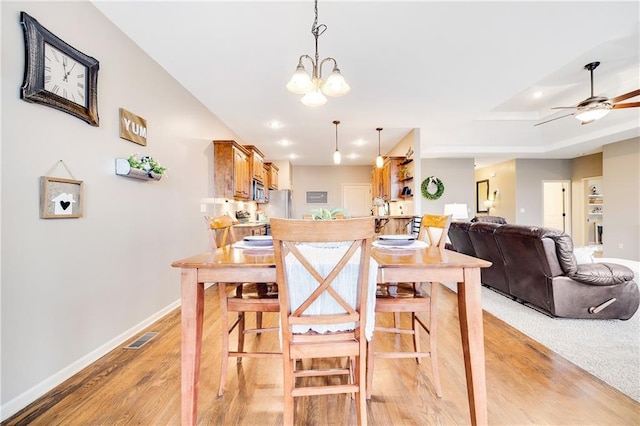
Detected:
left=264, top=189, right=293, bottom=219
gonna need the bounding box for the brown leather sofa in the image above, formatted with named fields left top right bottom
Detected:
left=448, top=222, right=639, bottom=320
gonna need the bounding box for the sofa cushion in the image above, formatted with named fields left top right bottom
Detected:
left=470, top=216, right=507, bottom=224
left=571, top=263, right=635, bottom=286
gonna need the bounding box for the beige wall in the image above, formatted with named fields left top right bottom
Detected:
left=602, top=138, right=640, bottom=260
left=291, top=166, right=371, bottom=218
left=1, top=1, right=242, bottom=417
left=474, top=160, right=517, bottom=222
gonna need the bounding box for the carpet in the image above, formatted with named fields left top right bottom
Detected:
left=442, top=276, right=640, bottom=402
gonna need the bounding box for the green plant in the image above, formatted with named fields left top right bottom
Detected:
left=127, top=153, right=167, bottom=176
left=309, top=207, right=347, bottom=220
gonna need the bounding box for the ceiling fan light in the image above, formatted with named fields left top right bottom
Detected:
left=286, top=65, right=315, bottom=94
left=301, top=87, right=327, bottom=107
left=333, top=150, right=341, bottom=164
left=575, top=108, right=610, bottom=124
left=321, top=68, right=351, bottom=97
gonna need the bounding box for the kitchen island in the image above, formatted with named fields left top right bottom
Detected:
left=373, top=215, right=416, bottom=235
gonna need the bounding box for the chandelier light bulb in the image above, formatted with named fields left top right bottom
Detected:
left=286, top=64, right=315, bottom=95
left=301, top=87, right=327, bottom=107
left=322, top=68, right=351, bottom=97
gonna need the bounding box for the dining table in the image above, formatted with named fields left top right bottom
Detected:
left=172, top=243, right=491, bottom=426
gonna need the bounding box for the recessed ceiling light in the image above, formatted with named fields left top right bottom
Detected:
left=268, top=120, right=283, bottom=129
left=347, top=153, right=360, bottom=159
left=278, top=139, right=293, bottom=146
left=352, top=138, right=367, bottom=146
left=533, top=91, right=543, bottom=99
left=288, top=153, right=298, bottom=160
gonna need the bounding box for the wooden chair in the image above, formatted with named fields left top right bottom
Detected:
left=206, top=215, right=280, bottom=396
left=366, top=213, right=452, bottom=399
left=271, top=217, right=375, bottom=426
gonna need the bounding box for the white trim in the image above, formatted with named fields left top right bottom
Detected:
left=0, top=293, right=190, bottom=421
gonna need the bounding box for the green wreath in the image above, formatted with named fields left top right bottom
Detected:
left=421, top=176, right=445, bottom=200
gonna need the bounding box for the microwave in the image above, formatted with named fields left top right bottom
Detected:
left=253, top=180, right=266, bottom=203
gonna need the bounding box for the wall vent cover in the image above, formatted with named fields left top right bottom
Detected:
left=124, top=332, right=158, bottom=350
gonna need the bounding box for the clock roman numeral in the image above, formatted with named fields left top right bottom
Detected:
left=77, top=82, right=85, bottom=89
left=62, top=88, right=67, bottom=99
left=51, top=50, right=60, bottom=62
left=77, top=73, right=84, bottom=79
left=52, top=84, right=60, bottom=94
left=44, top=76, right=51, bottom=83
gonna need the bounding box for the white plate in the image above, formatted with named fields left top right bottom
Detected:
left=377, top=234, right=416, bottom=241
left=243, top=236, right=273, bottom=246
left=376, top=239, right=415, bottom=246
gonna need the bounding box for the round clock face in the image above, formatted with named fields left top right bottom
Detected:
left=44, top=43, right=88, bottom=107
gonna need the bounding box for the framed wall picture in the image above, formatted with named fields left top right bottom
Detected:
left=306, top=191, right=328, bottom=204
left=476, top=179, right=489, bottom=213
left=40, top=176, right=83, bottom=218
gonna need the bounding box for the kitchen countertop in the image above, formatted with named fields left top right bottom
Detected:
left=232, top=221, right=269, bottom=227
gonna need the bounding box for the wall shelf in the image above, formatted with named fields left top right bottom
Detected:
left=115, top=158, right=162, bottom=181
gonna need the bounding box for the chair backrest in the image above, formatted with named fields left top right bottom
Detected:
left=205, top=215, right=236, bottom=249
left=417, top=214, right=452, bottom=249
left=270, top=217, right=375, bottom=339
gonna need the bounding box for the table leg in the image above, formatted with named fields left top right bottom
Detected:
left=457, top=267, right=488, bottom=426
left=181, top=268, right=204, bottom=426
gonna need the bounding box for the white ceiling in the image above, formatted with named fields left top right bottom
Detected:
left=93, top=1, right=640, bottom=167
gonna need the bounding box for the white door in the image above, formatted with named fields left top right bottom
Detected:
left=342, top=184, right=372, bottom=217
left=543, top=181, right=571, bottom=233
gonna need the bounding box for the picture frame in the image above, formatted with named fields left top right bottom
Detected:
left=305, top=191, right=328, bottom=204
left=40, top=176, right=84, bottom=218
left=20, top=12, right=99, bottom=126
left=476, top=179, right=489, bottom=213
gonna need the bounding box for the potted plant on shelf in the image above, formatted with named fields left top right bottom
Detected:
left=115, top=154, right=167, bottom=181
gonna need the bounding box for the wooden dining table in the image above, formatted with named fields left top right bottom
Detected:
left=172, top=245, right=491, bottom=425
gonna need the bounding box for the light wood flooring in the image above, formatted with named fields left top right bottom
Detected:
left=4, top=283, right=639, bottom=425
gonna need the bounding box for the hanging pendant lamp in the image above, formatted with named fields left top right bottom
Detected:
left=333, top=120, right=341, bottom=164
left=376, top=127, right=384, bottom=168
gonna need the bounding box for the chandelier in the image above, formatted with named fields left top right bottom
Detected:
left=286, top=0, right=350, bottom=107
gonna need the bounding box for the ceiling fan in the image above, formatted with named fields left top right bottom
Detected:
left=535, top=61, right=640, bottom=126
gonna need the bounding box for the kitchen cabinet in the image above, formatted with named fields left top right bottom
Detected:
left=244, top=145, right=265, bottom=183
left=375, top=215, right=415, bottom=235
left=264, top=162, right=279, bottom=190
left=213, top=140, right=251, bottom=201
left=372, top=156, right=412, bottom=201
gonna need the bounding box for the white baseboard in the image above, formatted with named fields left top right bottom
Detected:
left=0, top=297, right=182, bottom=421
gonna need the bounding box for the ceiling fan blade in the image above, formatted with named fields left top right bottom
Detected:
left=534, top=112, right=575, bottom=126
left=551, top=106, right=577, bottom=110
left=612, top=102, right=640, bottom=109
left=611, top=89, right=640, bottom=104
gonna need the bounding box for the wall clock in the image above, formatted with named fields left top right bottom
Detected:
left=20, top=11, right=99, bottom=126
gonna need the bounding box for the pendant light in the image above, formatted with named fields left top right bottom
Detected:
left=375, top=127, right=384, bottom=168
left=286, top=0, right=350, bottom=107
left=333, top=120, right=341, bottom=164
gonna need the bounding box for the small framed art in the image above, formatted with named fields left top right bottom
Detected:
left=40, top=176, right=84, bottom=218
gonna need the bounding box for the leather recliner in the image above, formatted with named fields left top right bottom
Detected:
left=448, top=222, right=639, bottom=320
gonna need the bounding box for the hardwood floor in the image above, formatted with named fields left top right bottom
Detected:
left=4, top=283, right=639, bottom=425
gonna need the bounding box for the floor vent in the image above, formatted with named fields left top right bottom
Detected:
left=124, top=332, right=159, bottom=350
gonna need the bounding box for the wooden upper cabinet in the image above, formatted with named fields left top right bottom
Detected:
left=213, top=140, right=251, bottom=201
left=264, top=162, right=279, bottom=190
left=371, top=156, right=410, bottom=201
left=244, top=145, right=265, bottom=183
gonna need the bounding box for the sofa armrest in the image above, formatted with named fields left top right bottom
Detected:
left=570, top=263, right=635, bottom=286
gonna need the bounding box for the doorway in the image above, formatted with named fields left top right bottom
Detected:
left=342, top=184, right=372, bottom=217
left=543, top=181, right=571, bottom=234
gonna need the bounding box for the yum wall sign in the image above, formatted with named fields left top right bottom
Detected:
left=119, top=108, right=147, bottom=146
